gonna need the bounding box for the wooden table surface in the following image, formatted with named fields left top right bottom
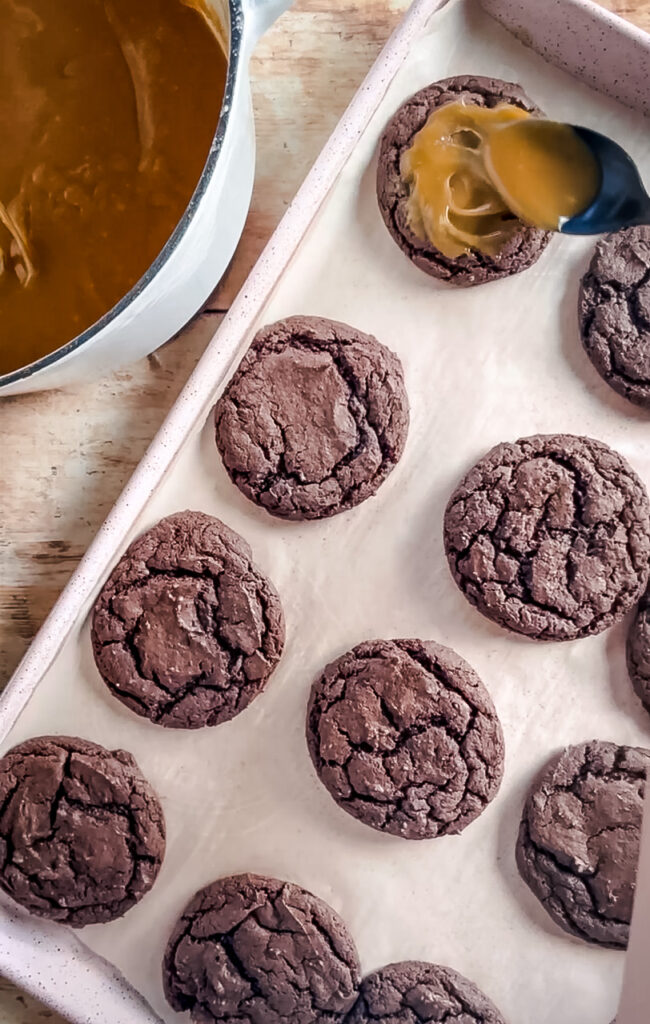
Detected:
left=1, top=0, right=648, bottom=1020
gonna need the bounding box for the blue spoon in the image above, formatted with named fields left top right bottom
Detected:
left=561, top=126, right=650, bottom=234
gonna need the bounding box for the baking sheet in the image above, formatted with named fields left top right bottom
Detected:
left=3, top=1, right=650, bottom=1022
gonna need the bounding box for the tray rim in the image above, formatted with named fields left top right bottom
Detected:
left=2, top=0, right=650, bottom=1020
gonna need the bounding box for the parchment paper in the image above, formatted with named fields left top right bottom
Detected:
left=4, top=2, right=650, bottom=1022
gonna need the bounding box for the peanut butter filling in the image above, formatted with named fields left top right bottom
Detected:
left=401, top=101, right=531, bottom=260
left=401, top=100, right=600, bottom=259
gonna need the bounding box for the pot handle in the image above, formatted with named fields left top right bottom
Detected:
left=241, top=0, right=293, bottom=45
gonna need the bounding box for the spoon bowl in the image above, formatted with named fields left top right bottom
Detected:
left=561, top=126, right=650, bottom=234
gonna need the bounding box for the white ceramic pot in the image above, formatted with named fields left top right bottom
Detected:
left=0, top=0, right=292, bottom=396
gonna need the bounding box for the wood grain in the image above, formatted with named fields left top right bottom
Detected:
left=0, top=0, right=647, bottom=1020
left=609, top=0, right=650, bottom=29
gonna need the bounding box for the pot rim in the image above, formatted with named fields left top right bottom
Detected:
left=1, top=0, right=242, bottom=389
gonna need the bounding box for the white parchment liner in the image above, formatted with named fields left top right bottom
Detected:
left=3, top=2, right=650, bottom=1022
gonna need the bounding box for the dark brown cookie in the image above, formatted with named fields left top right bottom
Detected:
left=627, top=586, right=650, bottom=714
left=444, top=434, right=650, bottom=641
left=306, top=639, right=504, bottom=839
left=163, top=873, right=360, bottom=1024
left=345, top=961, right=506, bottom=1024
left=517, top=741, right=650, bottom=948
left=91, top=510, right=285, bottom=729
left=579, top=226, right=650, bottom=409
left=0, top=735, right=165, bottom=927
left=214, top=316, right=409, bottom=521
left=376, top=75, right=552, bottom=286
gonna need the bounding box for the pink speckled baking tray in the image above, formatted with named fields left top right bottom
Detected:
left=1, top=1, right=650, bottom=1022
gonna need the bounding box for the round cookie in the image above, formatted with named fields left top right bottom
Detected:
left=306, top=638, right=504, bottom=839
left=627, top=586, right=650, bottom=714
left=0, top=735, right=165, bottom=927
left=376, top=75, right=552, bottom=286
left=345, top=961, right=506, bottom=1024
left=516, top=740, right=650, bottom=948
left=214, top=316, right=409, bottom=521
left=91, top=510, right=285, bottom=729
left=444, top=433, right=650, bottom=641
left=579, top=226, right=650, bottom=409
left=163, top=873, right=360, bottom=1024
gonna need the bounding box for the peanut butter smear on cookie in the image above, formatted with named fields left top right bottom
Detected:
left=401, top=101, right=532, bottom=259
left=401, top=101, right=600, bottom=259
left=0, top=0, right=227, bottom=375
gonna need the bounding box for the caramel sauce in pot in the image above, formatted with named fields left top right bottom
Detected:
left=0, top=0, right=227, bottom=375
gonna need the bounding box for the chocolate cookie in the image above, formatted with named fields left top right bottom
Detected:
left=516, top=740, right=650, bottom=948
left=579, top=226, right=650, bottom=408
left=163, top=873, right=360, bottom=1023
left=214, top=316, right=409, bottom=521
left=346, top=961, right=506, bottom=1024
left=627, top=586, right=650, bottom=714
left=376, top=75, right=552, bottom=286
left=0, top=735, right=165, bottom=927
left=91, top=510, right=285, bottom=729
left=444, top=434, right=650, bottom=641
left=306, top=639, right=504, bottom=839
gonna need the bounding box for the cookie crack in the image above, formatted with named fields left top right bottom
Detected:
left=215, top=321, right=408, bottom=521
left=309, top=642, right=502, bottom=837
left=0, top=746, right=160, bottom=921
left=520, top=819, right=632, bottom=934
left=518, top=743, right=649, bottom=945
left=447, top=442, right=648, bottom=637
left=351, top=964, right=497, bottom=1023
left=581, top=261, right=650, bottom=395
left=99, top=566, right=275, bottom=725
left=235, top=338, right=394, bottom=508
left=166, top=883, right=356, bottom=1022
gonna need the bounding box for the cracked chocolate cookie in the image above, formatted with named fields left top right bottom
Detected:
left=0, top=735, right=165, bottom=927
left=163, top=873, right=360, bottom=1024
left=579, top=226, right=650, bottom=409
left=214, top=316, right=409, bottom=520
left=306, top=639, right=504, bottom=839
left=516, top=740, right=650, bottom=948
left=345, top=961, right=506, bottom=1024
left=376, top=75, right=552, bottom=286
left=444, top=434, right=650, bottom=641
left=627, top=586, right=650, bottom=714
left=91, top=510, right=285, bottom=729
